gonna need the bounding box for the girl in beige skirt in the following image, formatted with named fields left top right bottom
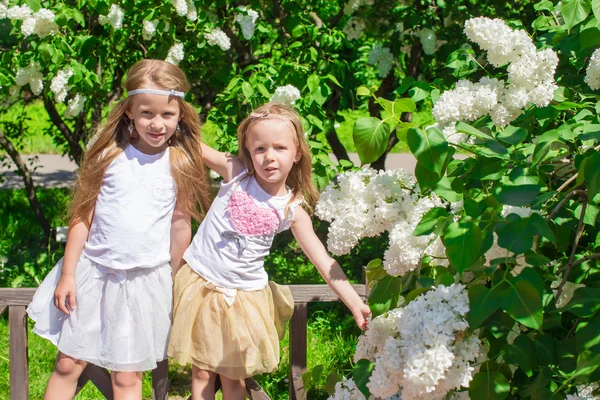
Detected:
left=168, top=103, right=370, bottom=399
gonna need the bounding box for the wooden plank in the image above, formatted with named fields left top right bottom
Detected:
left=0, top=304, right=6, bottom=316
left=289, top=303, right=307, bottom=400
left=0, top=288, right=36, bottom=306
left=246, top=378, right=270, bottom=400
left=82, top=364, right=113, bottom=399
left=9, top=306, right=28, bottom=400
left=152, top=359, right=169, bottom=400
left=289, top=284, right=366, bottom=303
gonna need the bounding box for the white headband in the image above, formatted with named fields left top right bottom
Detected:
left=127, top=88, right=185, bottom=98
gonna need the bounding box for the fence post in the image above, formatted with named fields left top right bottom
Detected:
left=289, top=302, right=307, bottom=400
left=9, top=306, right=28, bottom=400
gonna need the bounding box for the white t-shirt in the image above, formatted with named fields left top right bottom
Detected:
left=83, top=145, right=176, bottom=270
left=184, top=171, right=302, bottom=290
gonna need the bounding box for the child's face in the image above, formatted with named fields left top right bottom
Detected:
left=245, top=119, right=300, bottom=196
left=126, top=90, right=181, bottom=154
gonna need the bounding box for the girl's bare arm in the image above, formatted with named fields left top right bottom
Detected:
left=200, top=143, right=245, bottom=183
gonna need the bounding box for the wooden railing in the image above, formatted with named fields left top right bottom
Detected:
left=0, top=284, right=366, bottom=400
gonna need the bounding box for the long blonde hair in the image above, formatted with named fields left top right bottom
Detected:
left=237, top=103, right=319, bottom=213
left=69, top=59, right=211, bottom=226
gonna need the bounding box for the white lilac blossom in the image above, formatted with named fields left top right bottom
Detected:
left=343, top=0, right=374, bottom=15
left=186, top=0, right=197, bottom=21
left=316, top=168, right=448, bottom=274
left=165, top=43, right=184, bottom=65
left=0, top=1, right=8, bottom=19
left=417, top=28, right=436, bottom=55
left=64, top=94, right=85, bottom=118
left=328, top=377, right=366, bottom=400
left=21, top=8, right=58, bottom=38
left=15, top=62, right=44, bottom=95
left=368, top=45, right=394, bottom=78
left=270, top=85, right=301, bottom=106
left=343, top=18, right=365, bottom=40
left=6, top=4, right=32, bottom=20
left=50, top=67, right=73, bottom=103
left=464, top=17, right=535, bottom=67
left=355, top=284, right=480, bottom=400
left=433, top=17, right=558, bottom=129
left=99, top=4, right=124, bottom=29
left=235, top=6, right=259, bottom=40
left=170, top=0, right=187, bottom=17
left=585, top=48, right=600, bottom=90
left=204, top=28, right=231, bottom=51
left=142, top=20, right=158, bottom=40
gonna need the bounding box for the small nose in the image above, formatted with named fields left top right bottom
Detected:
left=264, top=148, right=274, bottom=161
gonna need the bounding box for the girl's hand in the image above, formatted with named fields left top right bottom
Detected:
left=54, top=275, right=77, bottom=315
left=352, top=302, right=371, bottom=331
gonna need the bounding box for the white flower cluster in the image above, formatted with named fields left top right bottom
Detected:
left=567, top=384, right=600, bottom=400
left=142, top=20, right=158, bottom=40
left=235, top=6, right=259, bottom=40
left=270, top=84, right=301, bottom=105
left=328, top=377, right=367, bottom=400
left=417, top=28, right=436, bottom=55
left=50, top=67, right=73, bottom=103
left=15, top=62, right=44, bottom=95
left=205, top=28, right=231, bottom=51
left=3, top=4, right=58, bottom=38
left=316, top=169, right=447, bottom=275
left=99, top=4, right=124, bottom=29
left=433, top=17, right=558, bottom=134
left=343, top=0, right=374, bottom=15
left=343, top=17, right=365, bottom=40
left=368, top=45, right=394, bottom=78
left=64, top=94, right=85, bottom=118
left=169, top=0, right=196, bottom=20
left=585, top=48, right=600, bottom=90
left=355, top=284, right=480, bottom=400
left=165, top=43, right=184, bottom=65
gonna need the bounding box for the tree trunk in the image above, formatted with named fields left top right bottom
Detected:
left=0, top=128, right=54, bottom=240
left=43, top=95, right=84, bottom=166
left=325, top=85, right=350, bottom=163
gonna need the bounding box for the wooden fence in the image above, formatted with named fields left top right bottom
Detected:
left=0, top=284, right=366, bottom=400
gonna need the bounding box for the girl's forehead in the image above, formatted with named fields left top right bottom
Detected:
left=131, top=92, right=180, bottom=109
left=248, top=119, right=296, bottom=138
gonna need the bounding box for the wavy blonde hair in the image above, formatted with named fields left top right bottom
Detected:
left=237, top=103, right=319, bottom=214
left=69, top=59, right=211, bottom=226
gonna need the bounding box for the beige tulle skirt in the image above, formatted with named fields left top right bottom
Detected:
left=168, top=264, right=294, bottom=380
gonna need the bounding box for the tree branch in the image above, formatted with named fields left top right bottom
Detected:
left=547, top=189, right=587, bottom=221
left=0, top=128, right=54, bottom=240
left=324, top=85, right=350, bottom=163
left=43, top=95, right=84, bottom=166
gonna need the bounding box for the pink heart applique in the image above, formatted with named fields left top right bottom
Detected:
left=227, top=191, right=280, bottom=235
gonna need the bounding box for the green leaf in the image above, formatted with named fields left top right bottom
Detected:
left=530, top=213, right=557, bottom=242
left=562, top=0, right=592, bottom=31
left=497, top=126, right=527, bottom=145
left=470, top=157, right=507, bottom=181
left=325, top=74, right=342, bottom=88
left=502, top=335, right=536, bottom=377
left=572, top=350, right=600, bottom=382
left=415, top=162, right=443, bottom=191
left=469, top=371, right=510, bottom=400
left=501, top=279, right=543, bottom=330
left=25, top=0, right=41, bottom=12
left=356, top=86, right=372, bottom=97
left=353, top=359, right=374, bottom=399
left=326, top=372, right=341, bottom=396
left=365, top=258, right=387, bottom=283
left=241, top=81, right=254, bottom=100
left=353, top=117, right=391, bottom=165
left=368, top=275, right=402, bottom=317
left=468, top=284, right=503, bottom=329
left=456, top=121, right=493, bottom=140
left=407, top=127, right=449, bottom=175
left=560, top=287, right=600, bottom=317
left=307, top=74, right=320, bottom=93
left=525, top=250, right=551, bottom=266
left=405, top=287, right=430, bottom=303
left=443, top=221, right=482, bottom=272
left=594, top=0, right=600, bottom=21
left=582, top=152, right=600, bottom=203
left=493, top=184, right=541, bottom=206
left=414, top=207, right=449, bottom=236
left=393, top=98, right=416, bottom=115
left=408, top=81, right=430, bottom=102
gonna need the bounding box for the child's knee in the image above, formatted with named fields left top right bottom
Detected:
left=111, top=371, right=142, bottom=389
left=54, top=354, right=86, bottom=377
left=191, top=367, right=216, bottom=382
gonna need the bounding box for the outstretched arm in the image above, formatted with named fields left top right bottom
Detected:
left=291, top=207, right=370, bottom=330
left=200, top=143, right=245, bottom=183
left=170, top=202, right=191, bottom=277
left=54, top=218, right=90, bottom=315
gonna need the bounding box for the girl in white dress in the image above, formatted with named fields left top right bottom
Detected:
left=27, top=59, right=211, bottom=399
left=168, top=103, right=371, bottom=400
